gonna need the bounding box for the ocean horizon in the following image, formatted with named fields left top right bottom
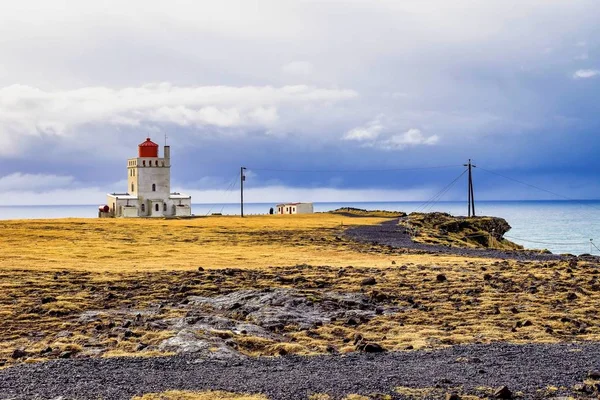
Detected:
left=1, top=200, right=599, bottom=256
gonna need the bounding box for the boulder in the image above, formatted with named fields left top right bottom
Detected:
left=11, top=349, right=28, bottom=359
left=326, top=344, right=338, bottom=354
left=493, top=386, right=512, bottom=399
left=361, top=277, right=377, bottom=286
left=587, top=370, right=600, bottom=379
left=59, top=351, right=74, bottom=359
left=41, top=296, right=57, bottom=304
left=362, top=342, right=385, bottom=353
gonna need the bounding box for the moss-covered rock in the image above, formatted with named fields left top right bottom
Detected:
left=405, top=212, right=522, bottom=250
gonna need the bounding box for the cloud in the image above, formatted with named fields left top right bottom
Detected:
left=378, top=129, right=439, bottom=151
left=343, top=117, right=384, bottom=141
left=0, top=0, right=600, bottom=203
left=282, top=61, right=314, bottom=76
left=0, top=83, right=357, bottom=156
left=344, top=119, right=439, bottom=151
left=573, top=69, right=600, bottom=79
left=0, top=173, right=75, bottom=192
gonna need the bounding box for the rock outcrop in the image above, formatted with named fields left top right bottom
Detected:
left=404, top=212, right=522, bottom=250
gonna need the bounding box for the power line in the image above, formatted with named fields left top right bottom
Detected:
left=477, top=167, right=600, bottom=212
left=416, top=169, right=468, bottom=213
left=205, top=172, right=240, bottom=216
left=248, top=164, right=463, bottom=173
left=219, top=175, right=239, bottom=215
left=503, top=235, right=587, bottom=246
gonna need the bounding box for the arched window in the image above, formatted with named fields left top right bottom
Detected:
left=131, top=183, right=135, bottom=193
left=141, top=204, right=145, bottom=213
left=143, top=160, right=146, bottom=166
left=163, top=203, right=167, bottom=212
left=155, top=160, right=158, bottom=166
left=152, top=184, right=156, bottom=192
left=155, top=203, right=159, bottom=212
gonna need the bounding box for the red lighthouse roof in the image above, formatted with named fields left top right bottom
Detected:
left=138, top=137, right=159, bottom=157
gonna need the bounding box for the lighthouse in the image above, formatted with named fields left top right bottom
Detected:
left=103, top=138, right=192, bottom=217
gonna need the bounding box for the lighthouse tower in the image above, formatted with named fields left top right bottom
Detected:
left=104, top=138, right=192, bottom=217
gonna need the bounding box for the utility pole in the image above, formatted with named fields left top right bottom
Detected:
left=240, top=167, right=246, bottom=217
left=463, top=159, right=476, bottom=217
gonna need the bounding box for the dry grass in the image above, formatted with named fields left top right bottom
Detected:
left=132, top=390, right=268, bottom=400
left=394, top=386, right=482, bottom=399
left=3, top=257, right=597, bottom=367
left=1, top=214, right=599, bottom=369
left=0, top=214, right=435, bottom=272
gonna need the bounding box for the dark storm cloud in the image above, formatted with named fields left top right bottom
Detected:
left=0, top=0, right=599, bottom=204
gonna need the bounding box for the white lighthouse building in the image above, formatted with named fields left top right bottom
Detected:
left=103, top=138, right=192, bottom=218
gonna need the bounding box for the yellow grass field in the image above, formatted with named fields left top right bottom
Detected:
left=0, top=213, right=598, bottom=369
left=0, top=214, right=473, bottom=272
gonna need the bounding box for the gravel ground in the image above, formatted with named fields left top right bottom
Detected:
left=1, top=343, right=599, bottom=399
left=345, top=219, right=569, bottom=262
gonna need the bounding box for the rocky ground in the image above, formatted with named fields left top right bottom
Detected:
left=2, top=216, right=600, bottom=399
left=1, top=343, right=600, bottom=399
left=345, top=219, right=571, bottom=262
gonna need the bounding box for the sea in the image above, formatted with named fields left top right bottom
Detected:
left=1, top=200, right=599, bottom=256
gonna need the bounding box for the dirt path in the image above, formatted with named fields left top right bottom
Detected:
left=345, top=219, right=568, bottom=261
left=1, top=343, right=599, bottom=399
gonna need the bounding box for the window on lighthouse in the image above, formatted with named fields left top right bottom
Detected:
left=131, top=183, right=135, bottom=193
left=152, top=184, right=156, bottom=192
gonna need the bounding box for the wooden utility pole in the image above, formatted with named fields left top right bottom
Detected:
left=240, top=167, right=246, bottom=217
left=464, top=159, right=476, bottom=217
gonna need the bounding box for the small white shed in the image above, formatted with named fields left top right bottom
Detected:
left=276, top=202, right=314, bottom=215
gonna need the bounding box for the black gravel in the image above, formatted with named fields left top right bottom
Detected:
left=1, top=343, right=599, bottom=399
left=345, top=219, right=568, bottom=262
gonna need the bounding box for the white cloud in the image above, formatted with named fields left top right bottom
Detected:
left=0, top=173, right=75, bottom=192
left=343, top=117, right=383, bottom=141
left=344, top=120, right=439, bottom=151
left=0, top=83, right=357, bottom=156
left=573, top=69, right=600, bottom=79
left=282, top=61, right=314, bottom=76
left=378, top=129, right=439, bottom=150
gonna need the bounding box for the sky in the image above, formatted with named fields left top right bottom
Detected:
left=0, top=0, right=599, bottom=205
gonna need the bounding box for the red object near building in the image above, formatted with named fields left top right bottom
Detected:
left=138, top=138, right=159, bottom=157
left=99, top=205, right=110, bottom=213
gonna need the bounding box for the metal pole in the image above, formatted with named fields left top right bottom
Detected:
left=240, top=167, right=246, bottom=217
left=467, top=160, right=472, bottom=217
left=469, top=160, right=476, bottom=217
